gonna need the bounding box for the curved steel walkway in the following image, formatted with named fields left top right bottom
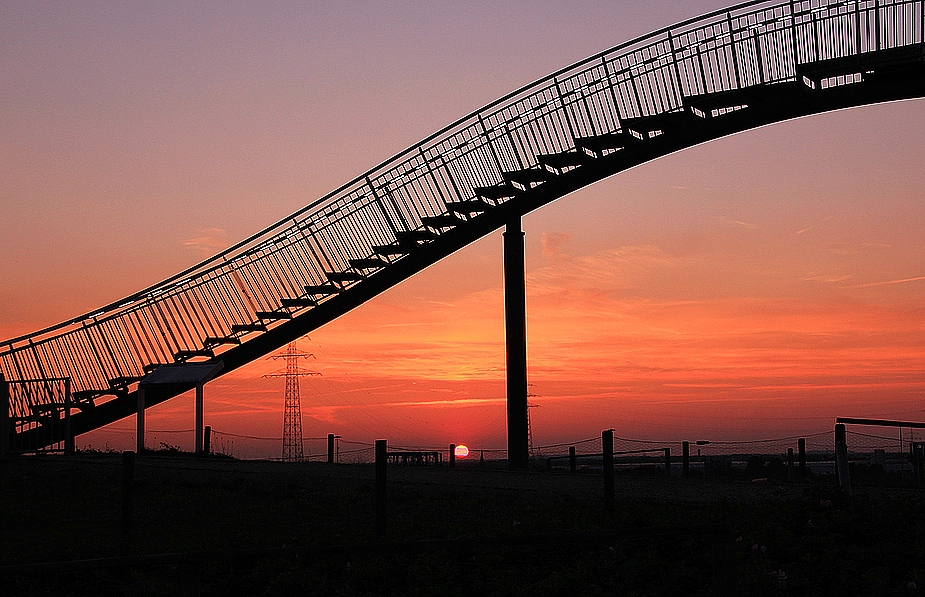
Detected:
left=3, top=0, right=925, bottom=449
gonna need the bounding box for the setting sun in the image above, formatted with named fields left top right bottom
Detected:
left=454, top=445, right=470, bottom=458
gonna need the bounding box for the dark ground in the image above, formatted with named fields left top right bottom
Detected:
left=1, top=453, right=924, bottom=596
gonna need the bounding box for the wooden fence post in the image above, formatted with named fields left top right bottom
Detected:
left=328, top=433, right=335, bottom=464
left=602, top=430, right=614, bottom=510
left=787, top=448, right=794, bottom=482
left=375, top=439, right=387, bottom=537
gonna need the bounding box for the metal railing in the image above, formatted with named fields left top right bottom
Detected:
left=2, top=0, right=923, bottom=412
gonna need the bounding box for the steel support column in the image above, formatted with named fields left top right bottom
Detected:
left=504, top=216, right=529, bottom=470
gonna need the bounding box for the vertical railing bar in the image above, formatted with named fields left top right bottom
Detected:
left=477, top=113, right=505, bottom=180
left=418, top=147, right=452, bottom=207
left=553, top=78, right=579, bottom=142
left=790, top=0, right=800, bottom=72
left=876, top=0, right=881, bottom=49
left=93, top=322, right=125, bottom=381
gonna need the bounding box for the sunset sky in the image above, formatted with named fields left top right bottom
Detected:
left=2, top=1, right=925, bottom=457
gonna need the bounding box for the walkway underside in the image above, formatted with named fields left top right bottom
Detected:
left=4, top=0, right=925, bottom=450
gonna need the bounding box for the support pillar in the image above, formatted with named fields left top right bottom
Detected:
left=504, top=216, right=529, bottom=470
left=195, top=383, right=204, bottom=454
left=328, top=433, right=335, bottom=464
left=136, top=388, right=145, bottom=454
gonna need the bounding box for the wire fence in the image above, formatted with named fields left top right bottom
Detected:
left=67, top=424, right=925, bottom=485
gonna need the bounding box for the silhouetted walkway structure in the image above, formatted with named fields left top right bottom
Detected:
left=3, top=0, right=925, bottom=455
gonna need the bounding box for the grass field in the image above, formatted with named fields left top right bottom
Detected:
left=2, top=453, right=924, bottom=596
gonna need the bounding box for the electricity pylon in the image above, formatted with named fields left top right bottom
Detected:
left=264, top=342, right=320, bottom=462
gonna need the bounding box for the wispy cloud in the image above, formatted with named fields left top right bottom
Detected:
left=541, top=231, right=571, bottom=259
left=184, top=228, right=230, bottom=256
left=717, top=216, right=757, bottom=229
left=804, top=274, right=852, bottom=283
left=850, top=275, right=925, bottom=288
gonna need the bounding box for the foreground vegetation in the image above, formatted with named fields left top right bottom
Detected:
left=1, top=453, right=923, bottom=596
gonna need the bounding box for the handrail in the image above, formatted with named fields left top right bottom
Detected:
left=0, top=0, right=785, bottom=348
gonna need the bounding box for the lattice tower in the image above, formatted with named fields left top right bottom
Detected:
left=264, top=342, right=320, bottom=462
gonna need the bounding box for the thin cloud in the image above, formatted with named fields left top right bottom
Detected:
left=541, top=231, right=572, bottom=259
left=184, top=228, right=230, bottom=256
left=850, top=275, right=925, bottom=288
left=717, top=216, right=757, bottom=229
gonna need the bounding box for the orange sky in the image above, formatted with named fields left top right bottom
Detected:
left=3, top=2, right=925, bottom=456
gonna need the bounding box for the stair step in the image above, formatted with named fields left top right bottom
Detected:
left=446, top=200, right=491, bottom=216
left=505, top=168, right=552, bottom=190
left=538, top=150, right=591, bottom=173
left=204, top=336, right=242, bottom=347
left=397, top=229, right=438, bottom=244
left=575, top=132, right=630, bottom=157
left=326, top=271, right=365, bottom=283
left=349, top=257, right=388, bottom=270
left=305, top=284, right=341, bottom=295
left=473, top=183, right=519, bottom=201
left=621, top=112, right=691, bottom=138
left=256, top=311, right=292, bottom=320
left=174, top=349, right=215, bottom=361
left=143, top=363, right=164, bottom=374
left=373, top=244, right=412, bottom=256
left=421, top=214, right=464, bottom=229
left=796, top=45, right=924, bottom=85
left=281, top=297, right=318, bottom=308
left=231, top=323, right=267, bottom=333
left=72, top=390, right=99, bottom=403
left=109, top=376, right=142, bottom=388
left=685, top=88, right=755, bottom=117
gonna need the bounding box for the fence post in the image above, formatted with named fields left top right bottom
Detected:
left=834, top=423, right=851, bottom=494
left=787, top=448, right=794, bottom=482
left=375, top=439, right=387, bottom=537
left=798, top=437, right=807, bottom=479
left=449, top=443, right=456, bottom=468
left=203, top=426, right=211, bottom=455
left=664, top=447, right=671, bottom=476
left=327, top=433, right=335, bottom=464
left=569, top=446, right=576, bottom=473
left=0, top=373, right=10, bottom=458
left=602, top=430, right=614, bottom=510
left=122, top=450, right=135, bottom=537
left=682, top=441, right=690, bottom=478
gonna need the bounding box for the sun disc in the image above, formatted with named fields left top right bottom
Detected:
left=454, top=444, right=469, bottom=458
